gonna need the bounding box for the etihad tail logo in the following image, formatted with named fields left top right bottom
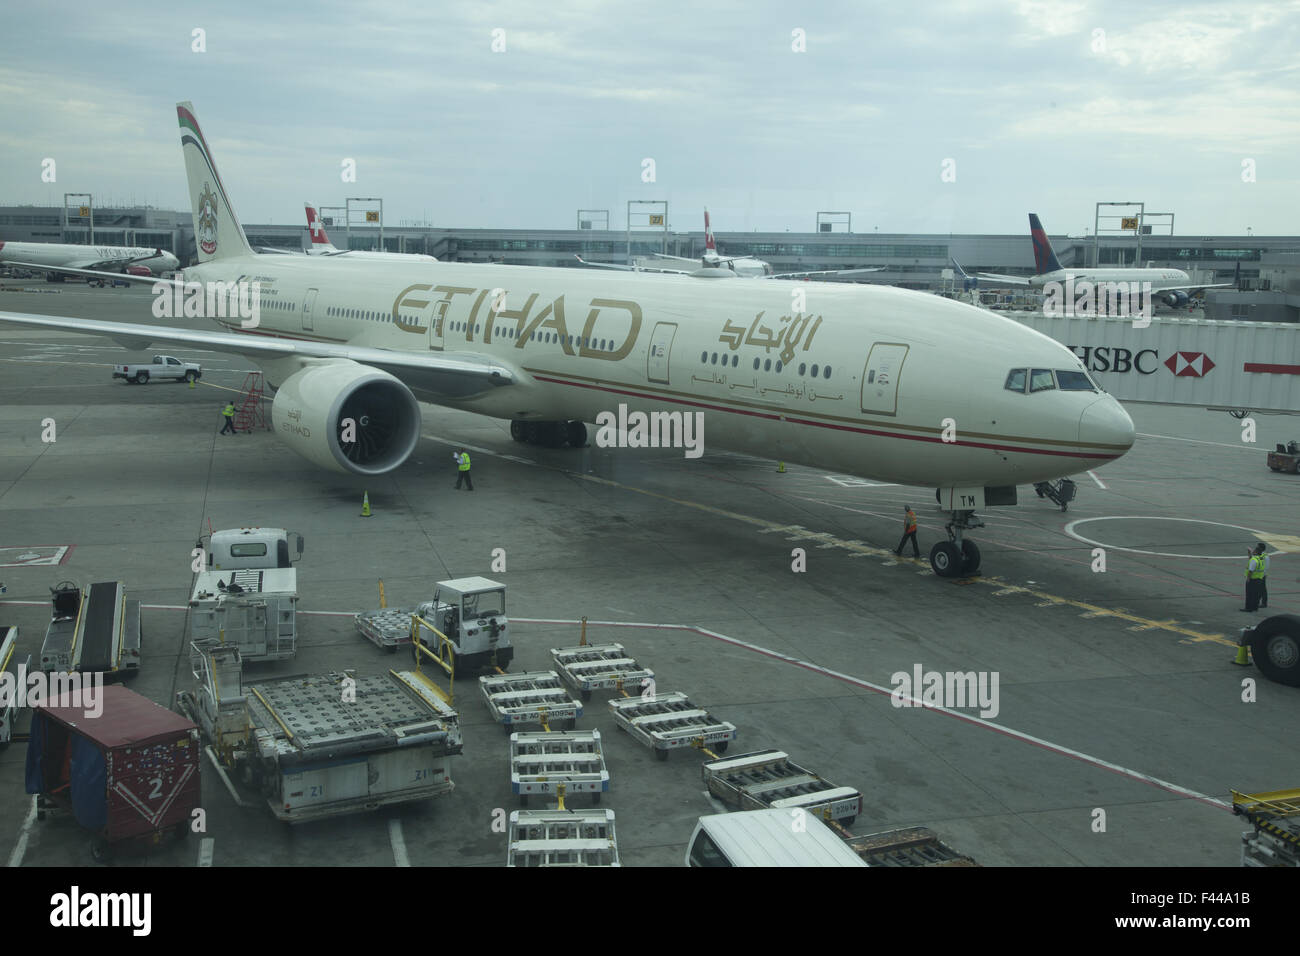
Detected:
left=197, top=182, right=219, bottom=255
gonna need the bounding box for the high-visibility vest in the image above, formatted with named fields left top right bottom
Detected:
left=222, top=404, right=235, bottom=418
left=457, top=452, right=471, bottom=472
left=1246, top=556, right=1266, bottom=580
left=905, top=510, right=916, bottom=533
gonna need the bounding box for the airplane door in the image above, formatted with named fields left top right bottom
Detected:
left=860, top=342, right=909, bottom=415
left=429, top=298, right=448, bottom=351
left=302, top=288, right=318, bottom=331
left=647, top=322, right=676, bottom=384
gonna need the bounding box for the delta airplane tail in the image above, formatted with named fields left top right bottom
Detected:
left=177, top=102, right=253, bottom=263
left=1028, top=213, right=1064, bottom=275
left=305, top=203, right=340, bottom=252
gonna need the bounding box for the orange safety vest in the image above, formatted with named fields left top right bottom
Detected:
left=905, top=510, right=917, bottom=534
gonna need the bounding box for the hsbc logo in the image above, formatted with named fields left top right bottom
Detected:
left=1069, top=346, right=1216, bottom=378
left=1163, top=351, right=1216, bottom=378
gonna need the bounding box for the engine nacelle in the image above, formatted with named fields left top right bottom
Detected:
left=1157, top=289, right=1189, bottom=308
left=271, top=362, right=422, bottom=475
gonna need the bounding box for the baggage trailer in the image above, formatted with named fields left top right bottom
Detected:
left=702, top=749, right=863, bottom=826
left=510, top=730, right=610, bottom=805
left=551, top=643, right=654, bottom=701
left=481, top=671, right=581, bottom=730
left=608, top=692, right=736, bottom=760
left=356, top=607, right=416, bottom=652
left=180, top=641, right=462, bottom=823
left=25, top=685, right=201, bottom=860
left=507, top=808, right=620, bottom=867
left=845, top=827, right=978, bottom=866
left=39, top=581, right=141, bottom=679
left=1, top=626, right=32, bottom=745
left=188, top=568, right=297, bottom=662
left=1232, top=788, right=1300, bottom=866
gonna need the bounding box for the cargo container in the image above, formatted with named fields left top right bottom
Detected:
left=25, top=685, right=201, bottom=860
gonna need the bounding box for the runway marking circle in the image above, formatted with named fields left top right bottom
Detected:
left=1064, top=516, right=1281, bottom=560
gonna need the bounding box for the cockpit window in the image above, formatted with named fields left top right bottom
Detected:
left=1055, top=369, right=1096, bottom=391
left=1004, top=369, right=1027, bottom=392
left=1029, top=368, right=1056, bottom=392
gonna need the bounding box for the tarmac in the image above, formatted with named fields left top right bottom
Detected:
left=1, top=282, right=1297, bottom=867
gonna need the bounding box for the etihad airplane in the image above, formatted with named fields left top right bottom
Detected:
left=576, top=208, right=884, bottom=281
left=0, top=102, right=1136, bottom=578
left=0, top=241, right=179, bottom=279
left=304, top=203, right=437, bottom=261
left=978, top=213, right=1230, bottom=308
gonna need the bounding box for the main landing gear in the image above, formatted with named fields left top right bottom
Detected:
left=929, top=509, right=983, bottom=578
left=510, top=419, right=587, bottom=448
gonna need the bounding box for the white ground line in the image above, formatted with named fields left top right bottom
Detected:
left=197, top=837, right=214, bottom=867
left=1137, top=432, right=1258, bottom=452
left=1064, top=516, right=1284, bottom=559
left=1086, top=470, right=1107, bottom=489
left=6, top=795, right=38, bottom=868
left=388, top=818, right=410, bottom=867
left=512, top=617, right=1231, bottom=811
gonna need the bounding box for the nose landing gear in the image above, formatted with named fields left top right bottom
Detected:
left=929, top=510, right=983, bottom=578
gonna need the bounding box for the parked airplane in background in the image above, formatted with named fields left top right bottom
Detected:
left=576, top=208, right=883, bottom=281
left=0, top=241, right=178, bottom=279
left=0, top=102, right=1136, bottom=578
left=977, top=213, right=1230, bottom=308
left=304, top=204, right=437, bottom=261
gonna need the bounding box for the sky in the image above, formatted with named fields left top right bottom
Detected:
left=2, top=0, right=1298, bottom=237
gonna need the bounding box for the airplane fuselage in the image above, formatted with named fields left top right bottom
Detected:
left=186, top=254, right=1134, bottom=487
left=1028, top=267, right=1191, bottom=291
left=0, top=241, right=178, bottom=274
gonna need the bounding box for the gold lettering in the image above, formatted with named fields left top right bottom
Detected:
left=430, top=285, right=476, bottom=338
left=803, top=315, right=823, bottom=351
left=718, top=319, right=746, bottom=350
left=491, top=291, right=539, bottom=345
left=464, top=288, right=490, bottom=342
left=581, top=298, right=642, bottom=361
left=779, top=314, right=811, bottom=364
left=391, top=283, right=433, bottom=333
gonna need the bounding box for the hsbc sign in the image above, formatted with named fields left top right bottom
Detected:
left=1069, top=346, right=1214, bottom=378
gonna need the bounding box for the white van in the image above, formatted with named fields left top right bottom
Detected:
left=686, top=809, right=868, bottom=867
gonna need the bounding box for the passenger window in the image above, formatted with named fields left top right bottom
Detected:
left=1030, top=368, right=1056, bottom=392
left=1055, top=370, right=1096, bottom=391
left=1004, top=369, right=1027, bottom=392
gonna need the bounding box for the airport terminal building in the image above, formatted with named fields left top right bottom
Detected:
left=2, top=203, right=1297, bottom=321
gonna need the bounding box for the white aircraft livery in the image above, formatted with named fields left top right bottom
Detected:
left=978, top=214, right=1231, bottom=308
left=0, top=102, right=1136, bottom=576
left=304, top=203, right=436, bottom=261
left=0, top=241, right=178, bottom=277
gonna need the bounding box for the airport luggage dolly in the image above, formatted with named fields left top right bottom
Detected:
left=550, top=642, right=654, bottom=701
left=608, top=691, right=736, bottom=760
left=480, top=671, right=582, bottom=730
left=510, top=730, right=609, bottom=806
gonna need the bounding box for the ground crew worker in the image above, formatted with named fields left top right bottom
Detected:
left=220, top=402, right=237, bottom=435
left=1241, top=545, right=1267, bottom=612
left=1256, top=543, right=1269, bottom=609
left=894, top=505, right=919, bottom=558
left=453, top=448, right=473, bottom=490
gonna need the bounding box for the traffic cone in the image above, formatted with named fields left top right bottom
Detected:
left=360, top=491, right=372, bottom=517
left=189, top=377, right=195, bottom=389
left=777, top=461, right=786, bottom=473
left=1231, top=633, right=1251, bottom=667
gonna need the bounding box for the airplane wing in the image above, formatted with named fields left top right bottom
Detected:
left=5, top=262, right=177, bottom=285
left=767, top=267, right=884, bottom=280
left=0, top=310, right=516, bottom=399
left=1157, top=282, right=1234, bottom=293
left=976, top=272, right=1035, bottom=286
left=573, top=255, right=691, bottom=275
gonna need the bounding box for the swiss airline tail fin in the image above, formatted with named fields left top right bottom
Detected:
left=704, top=208, right=717, bottom=254
left=176, top=101, right=253, bottom=263
left=1028, top=213, right=1064, bottom=275
left=304, top=203, right=339, bottom=251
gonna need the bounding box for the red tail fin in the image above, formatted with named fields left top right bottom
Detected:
left=305, top=203, right=333, bottom=246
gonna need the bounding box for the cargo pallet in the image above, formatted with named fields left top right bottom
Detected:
left=355, top=607, right=415, bottom=652
left=846, top=826, right=978, bottom=866
left=551, top=643, right=654, bottom=702
left=510, top=730, right=609, bottom=805
left=703, top=749, right=863, bottom=825
left=608, top=691, right=736, bottom=760
left=507, top=809, right=620, bottom=866
left=480, top=671, right=581, bottom=729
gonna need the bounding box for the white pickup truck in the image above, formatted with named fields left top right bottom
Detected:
left=113, top=354, right=202, bottom=384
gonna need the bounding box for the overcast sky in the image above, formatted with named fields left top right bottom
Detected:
left=2, top=0, right=1298, bottom=237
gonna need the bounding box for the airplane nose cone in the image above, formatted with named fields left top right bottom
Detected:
left=1079, top=397, right=1136, bottom=457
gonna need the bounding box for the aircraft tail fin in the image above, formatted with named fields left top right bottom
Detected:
left=1028, top=213, right=1064, bottom=275
left=176, top=102, right=253, bottom=263
left=304, top=203, right=338, bottom=251
left=704, top=208, right=717, bottom=254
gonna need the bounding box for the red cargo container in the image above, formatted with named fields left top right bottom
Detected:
left=25, top=685, right=202, bottom=859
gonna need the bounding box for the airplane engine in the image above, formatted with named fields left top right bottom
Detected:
left=1157, top=289, right=1189, bottom=308
left=271, top=362, right=422, bottom=475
